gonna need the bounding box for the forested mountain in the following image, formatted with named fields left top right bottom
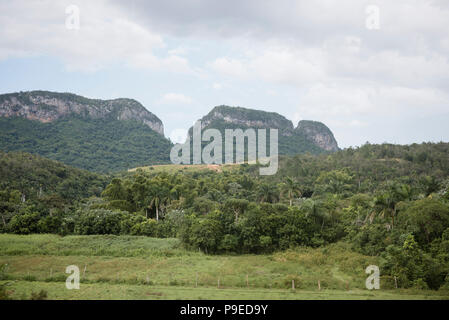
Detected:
left=0, top=91, right=173, bottom=172
left=0, top=92, right=340, bottom=172
left=188, top=105, right=339, bottom=158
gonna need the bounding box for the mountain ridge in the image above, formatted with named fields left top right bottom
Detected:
left=201, top=105, right=295, bottom=135
left=0, top=91, right=339, bottom=172
left=0, top=90, right=164, bottom=135
left=0, top=91, right=172, bottom=172
left=192, top=105, right=339, bottom=153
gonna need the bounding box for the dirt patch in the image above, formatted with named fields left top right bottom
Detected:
left=206, top=164, right=222, bottom=172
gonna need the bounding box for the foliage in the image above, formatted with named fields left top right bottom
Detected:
left=0, top=151, right=107, bottom=200
left=1, top=141, right=449, bottom=290
left=0, top=116, right=172, bottom=173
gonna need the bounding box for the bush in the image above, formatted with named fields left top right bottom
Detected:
left=8, top=211, right=40, bottom=234
left=131, top=219, right=158, bottom=236
left=0, top=284, right=11, bottom=300
left=412, top=278, right=429, bottom=290
left=219, top=234, right=239, bottom=252
left=403, top=198, right=449, bottom=245
left=30, top=290, right=48, bottom=300
left=37, top=215, right=63, bottom=234
left=74, top=208, right=126, bottom=235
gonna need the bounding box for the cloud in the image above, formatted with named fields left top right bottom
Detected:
left=209, top=37, right=449, bottom=91
left=2, top=0, right=449, bottom=147
left=158, top=93, right=193, bottom=105
left=110, top=1, right=449, bottom=50
left=127, top=53, right=192, bottom=73
left=295, top=83, right=449, bottom=118
left=210, top=57, right=248, bottom=78
left=109, top=0, right=449, bottom=90
left=0, top=0, right=193, bottom=73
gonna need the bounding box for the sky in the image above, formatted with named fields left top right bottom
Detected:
left=0, top=0, right=448, bottom=147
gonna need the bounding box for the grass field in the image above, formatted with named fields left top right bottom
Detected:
left=1, top=234, right=448, bottom=300
left=3, top=281, right=448, bottom=300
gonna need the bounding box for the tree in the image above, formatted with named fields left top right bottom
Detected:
left=403, top=198, right=449, bottom=245
left=130, top=175, right=149, bottom=213
left=281, top=177, right=302, bottom=206
left=374, top=182, right=411, bottom=229
left=149, top=194, right=162, bottom=221
left=147, top=183, right=170, bottom=221
left=257, top=183, right=279, bottom=203
left=420, top=176, right=440, bottom=196
left=223, top=198, right=249, bottom=222
left=189, top=213, right=223, bottom=254
left=102, top=178, right=126, bottom=201
left=8, top=210, right=40, bottom=234
left=74, top=208, right=124, bottom=235
left=0, top=190, right=21, bottom=229
left=316, top=169, right=354, bottom=195
left=301, top=198, right=328, bottom=231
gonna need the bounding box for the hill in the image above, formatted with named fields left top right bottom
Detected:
left=187, top=105, right=338, bottom=161
left=0, top=151, right=107, bottom=201
left=0, top=91, right=173, bottom=172
left=0, top=93, right=340, bottom=172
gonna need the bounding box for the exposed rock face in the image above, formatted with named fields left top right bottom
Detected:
left=0, top=91, right=164, bottom=135
left=197, top=105, right=339, bottom=152
left=201, top=105, right=294, bottom=136
left=295, top=120, right=339, bottom=152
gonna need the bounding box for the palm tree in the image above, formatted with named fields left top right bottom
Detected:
left=374, top=182, right=411, bottom=229
left=281, top=177, right=302, bottom=206
left=302, top=199, right=328, bottom=231
left=149, top=195, right=161, bottom=221
left=149, top=193, right=169, bottom=221
left=257, top=183, right=278, bottom=203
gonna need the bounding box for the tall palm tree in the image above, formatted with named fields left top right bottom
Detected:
left=281, top=177, right=302, bottom=206
left=149, top=195, right=161, bottom=221
left=148, top=185, right=170, bottom=221
left=374, top=182, right=411, bottom=229
left=302, top=199, right=328, bottom=231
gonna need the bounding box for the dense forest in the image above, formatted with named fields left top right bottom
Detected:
left=1, top=142, right=449, bottom=290
left=0, top=117, right=172, bottom=172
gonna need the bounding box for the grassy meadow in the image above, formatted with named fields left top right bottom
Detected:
left=1, top=234, right=448, bottom=300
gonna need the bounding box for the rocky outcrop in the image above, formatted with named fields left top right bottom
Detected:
left=0, top=91, right=164, bottom=135
left=295, top=120, right=339, bottom=152
left=201, top=105, right=294, bottom=136
left=0, top=92, right=339, bottom=154
left=188, top=105, right=339, bottom=155
left=192, top=105, right=339, bottom=154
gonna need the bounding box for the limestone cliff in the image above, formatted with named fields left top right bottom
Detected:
left=295, top=120, right=339, bottom=152
left=195, top=105, right=339, bottom=153
left=0, top=91, right=164, bottom=135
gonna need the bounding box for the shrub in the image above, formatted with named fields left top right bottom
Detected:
left=30, top=290, right=48, bottom=300
left=74, top=208, right=126, bottom=235
left=8, top=212, right=40, bottom=234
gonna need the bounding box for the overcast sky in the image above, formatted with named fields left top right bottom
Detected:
left=1, top=0, right=448, bottom=147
